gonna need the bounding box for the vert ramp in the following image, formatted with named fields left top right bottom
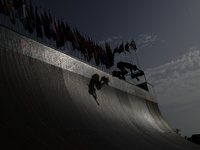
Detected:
left=0, top=25, right=200, bottom=150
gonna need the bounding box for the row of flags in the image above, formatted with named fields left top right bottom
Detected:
left=0, top=0, right=137, bottom=69
left=0, top=0, right=15, bottom=24
left=113, top=40, right=137, bottom=55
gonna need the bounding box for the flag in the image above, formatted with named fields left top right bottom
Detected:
left=3, top=0, right=15, bottom=24
left=100, top=50, right=108, bottom=67
left=83, top=36, right=92, bottom=50
left=13, top=0, right=19, bottom=10
left=73, top=27, right=88, bottom=54
left=87, top=37, right=94, bottom=52
left=60, top=18, right=66, bottom=44
left=105, top=42, right=114, bottom=67
left=29, top=0, right=35, bottom=28
left=113, top=42, right=126, bottom=55
left=49, top=12, right=56, bottom=40
left=54, top=18, right=60, bottom=42
left=0, top=0, right=7, bottom=15
left=24, top=0, right=34, bottom=33
left=92, top=43, right=98, bottom=66
left=42, top=9, right=51, bottom=39
left=65, top=23, right=78, bottom=49
left=56, top=18, right=61, bottom=47
left=125, top=42, right=130, bottom=53
left=18, top=0, right=23, bottom=5
left=54, top=18, right=65, bottom=48
left=15, top=1, right=27, bottom=20
left=113, top=46, right=119, bottom=55
left=73, top=28, right=88, bottom=59
left=94, top=44, right=103, bottom=66
left=35, top=6, right=43, bottom=38
left=57, top=18, right=65, bottom=47
left=77, top=34, right=94, bottom=61
left=129, top=40, right=137, bottom=50
left=16, top=0, right=33, bottom=32
left=84, top=37, right=93, bottom=61
left=60, top=19, right=66, bottom=35
left=98, top=47, right=106, bottom=65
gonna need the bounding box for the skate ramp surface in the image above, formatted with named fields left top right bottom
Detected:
left=0, top=25, right=200, bottom=150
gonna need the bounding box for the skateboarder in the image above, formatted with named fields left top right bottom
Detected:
left=88, top=74, right=109, bottom=102
left=112, top=61, right=144, bottom=81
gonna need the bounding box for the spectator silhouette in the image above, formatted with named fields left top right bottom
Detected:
left=88, top=74, right=109, bottom=105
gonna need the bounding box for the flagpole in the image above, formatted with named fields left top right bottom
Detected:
left=134, top=50, right=140, bottom=69
left=129, top=50, right=133, bottom=64
left=134, top=50, right=148, bottom=83
left=16, top=10, right=21, bottom=33
left=4, top=14, right=7, bottom=26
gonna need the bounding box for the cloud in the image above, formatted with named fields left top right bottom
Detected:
left=145, top=46, right=200, bottom=136
left=146, top=47, right=200, bottom=80
left=98, top=33, right=162, bottom=50
left=136, top=34, right=160, bottom=49
left=144, top=45, right=200, bottom=107
left=98, top=35, right=123, bottom=46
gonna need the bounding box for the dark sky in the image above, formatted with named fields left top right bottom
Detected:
left=33, top=0, right=200, bottom=137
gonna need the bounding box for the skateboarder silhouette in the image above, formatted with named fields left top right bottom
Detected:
left=112, top=61, right=144, bottom=81
left=88, top=74, right=109, bottom=104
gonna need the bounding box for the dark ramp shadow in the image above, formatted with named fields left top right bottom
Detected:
left=88, top=74, right=109, bottom=105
